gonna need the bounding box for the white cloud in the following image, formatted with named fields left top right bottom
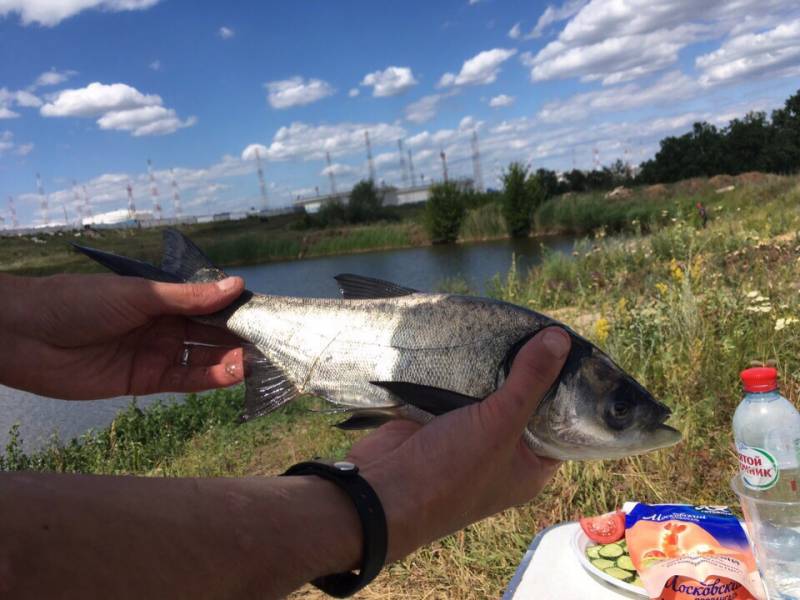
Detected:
left=265, top=77, right=335, bottom=109
left=0, top=107, right=20, bottom=119
left=696, top=19, right=800, bottom=86
left=97, top=106, right=196, bottom=136
left=2, top=0, right=159, bottom=27
left=406, top=131, right=431, bottom=147
left=489, top=94, right=515, bottom=108
left=536, top=70, right=697, bottom=123
left=438, top=48, right=517, bottom=87
left=0, top=87, right=41, bottom=116
left=361, top=66, right=418, bottom=97
left=0, top=130, right=33, bottom=156
left=321, top=163, right=354, bottom=177
left=508, top=22, right=522, bottom=39
left=149, top=59, right=161, bottom=71
left=528, top=0, right=588, bottom=38
left=243, top=120, right=406, bottom=162
left=373, top=151, right=397, bottom=168
left=526, top=0, right=799, bottom=85
left=34, top=69, right=76, bottom=88
left=16, top=143, right=34, bottom=156
left=405, top=94, right=445, bottom=124
left=218, top=26, right=235, bottom=39
left=14, top=90, right=42, bottom=107
left=41, top=82, right=161, bottom=117
left=40, top=82, right=195, bottom=137
left=348, top=88, right=360, bottom=98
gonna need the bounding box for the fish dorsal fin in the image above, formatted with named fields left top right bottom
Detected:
left=334, top=273, right=418, bottom=299
left=370, top=381, right=481, bottom=415
left=239, top=344, right=299, bottom=422
left=161, top=228, right=228, bottom=283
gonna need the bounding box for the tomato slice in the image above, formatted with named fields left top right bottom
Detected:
left=579, top=510, right=626, bottom=544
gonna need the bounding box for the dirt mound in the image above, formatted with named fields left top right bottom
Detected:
left=644, top=184, right=668, bottom=198
left=735, top=171, right=768, bottom=185
left=605, top=186, right=633, bottom=200
left=709, top=174, right=735, bottom=187
left=676, top=177, right=709, bottom=193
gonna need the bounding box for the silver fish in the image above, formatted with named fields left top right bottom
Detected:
left=74, top=229, right=681, bottom=461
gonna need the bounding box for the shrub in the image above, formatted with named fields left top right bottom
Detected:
left=424, top=182, right=466, bottom=244
left=501, top=162, right=545, bottom=238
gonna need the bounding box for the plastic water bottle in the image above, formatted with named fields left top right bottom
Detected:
left=734, top=367, right=800, bottom=501
left=733, top=367, right=800, bottom=599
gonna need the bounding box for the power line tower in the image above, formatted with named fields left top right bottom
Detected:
left=82, top=185, right=92, bottom=221
left=36, top=173, right=48, bottom=227
left=170, top=169, right=182, bottom=219
left=592, top=147, right=600, bottom=171
left=72, top=180, right=83, bottom=225
left=471, top=130, right=484, bottom=192
left=440, top=149, right=449, bottom=183
left=325, top=151, right=337, bottom=194
left=364, top=131, right=375, bottom=182
left=397, top=139, right=408, bottom=188
left=254, top=148, right=268, bottom=211
left=407, top=149, right=416, bottom=187
left=126, top=182, right=136, bottom=220
left=7, top=196, right=17, bottom=230
left=571, top=148, right=577, bottom=171
left=147, top=159, right=162, bottom=221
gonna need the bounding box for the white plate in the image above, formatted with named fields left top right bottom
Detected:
left=571, top=527, right=647, bottom=598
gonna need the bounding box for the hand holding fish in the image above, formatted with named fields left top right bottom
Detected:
left=349, top=327, right=571, bottom=562
left=0, top=272, right=245, bottom=399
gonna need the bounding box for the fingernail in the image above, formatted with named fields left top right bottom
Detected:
left=217, top=277, right=239, bottom=293
left=542, top=328, right=569, bottom=359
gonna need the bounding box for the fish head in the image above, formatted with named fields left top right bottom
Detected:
left=526, top=331, right=681, bottom=460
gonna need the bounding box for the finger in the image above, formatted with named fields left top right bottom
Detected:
left=482, top=326, right=571, bottom=434
left=185, top=322, right=244, bottom=347
left=178, top=345, right=241, bottom=368
left=150, top=361, right=244, bottom=394
left=139, top=277, right=245, bottom=317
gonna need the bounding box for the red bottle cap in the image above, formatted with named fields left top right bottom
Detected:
left=740, top=367, right=778, bottom=393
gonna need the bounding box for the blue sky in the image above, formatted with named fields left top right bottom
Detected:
left=1, top=0, right=800, bottom=227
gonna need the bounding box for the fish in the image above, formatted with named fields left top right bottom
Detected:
left=73, top=229, right=681, bottom=461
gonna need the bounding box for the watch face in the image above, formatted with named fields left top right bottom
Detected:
left=333, top=460, right=357, bottom=472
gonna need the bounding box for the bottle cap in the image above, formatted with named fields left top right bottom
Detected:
left=740, top=367, right=778, bottom=393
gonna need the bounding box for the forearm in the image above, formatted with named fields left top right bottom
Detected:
left=0, top=472, right=362, bottom=599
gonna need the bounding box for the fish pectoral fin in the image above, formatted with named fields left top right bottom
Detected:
left=370, top=381, right=481, bottom=416
left=333, top=274, right=418, bottom=299
left=335, top=408, right=402, bottom=430
left=240, top=344, right=299, bottom=422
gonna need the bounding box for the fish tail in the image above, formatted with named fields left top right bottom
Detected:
left=73, top=228, right=228, bottom=284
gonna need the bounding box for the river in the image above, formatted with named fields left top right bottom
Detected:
left=0, top=235, right=576, bottom=452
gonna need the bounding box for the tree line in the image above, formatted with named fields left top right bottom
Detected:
left=639, top=89, right=800, bottom=183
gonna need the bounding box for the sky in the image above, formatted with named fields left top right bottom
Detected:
left=1, top=0, right=800, bottom=227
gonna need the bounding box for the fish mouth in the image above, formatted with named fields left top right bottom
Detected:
left=647, top=423, right=682, bottom=450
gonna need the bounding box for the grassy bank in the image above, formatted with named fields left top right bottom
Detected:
left=3, top=174, right=800, bottom=597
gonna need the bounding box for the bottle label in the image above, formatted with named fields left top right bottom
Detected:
left=737, top=445, right=779, bottom=490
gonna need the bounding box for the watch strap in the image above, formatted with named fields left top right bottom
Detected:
left=282, top=460, right=387, bottom=598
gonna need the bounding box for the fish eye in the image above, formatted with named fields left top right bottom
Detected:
left=604, top=398, right=634, bottom=430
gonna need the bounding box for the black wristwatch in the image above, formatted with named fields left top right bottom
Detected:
left=282, top=460, right=388, bottom=598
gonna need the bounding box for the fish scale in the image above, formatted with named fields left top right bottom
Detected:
left=73, top=228, right=682, bottom=461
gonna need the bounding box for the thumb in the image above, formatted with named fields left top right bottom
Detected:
left=485, top=326, right=571, bottom=433
left=139, top=277, right=245, bottom=316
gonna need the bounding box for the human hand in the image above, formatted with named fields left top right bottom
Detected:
left=0, top=273, right=245, bottom=400
left=349, top=327, right=571, bottom=562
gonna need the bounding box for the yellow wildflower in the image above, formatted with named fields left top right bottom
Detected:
left=690, top=255, right=703, bottom=283
left=669, top=258, right=684, bottom=283
left=655, top=282, right=668, bottom=296
left=594, top=317, right=610, bottom=345
left=617, top=298, right=628, bottom=313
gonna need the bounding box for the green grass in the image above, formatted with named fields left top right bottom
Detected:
left=4, top=174, right=800, bottom=598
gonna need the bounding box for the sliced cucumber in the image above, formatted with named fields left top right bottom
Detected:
left=617, top=555, right=635, bottom=572
left=590, top=558, right=616, bottom=570
left=605, top=567, right=634, bottom=583
left=619, top=539, right=627, bottom=550
left=598, top=543, right=624, bottom=559
left=632, top=576, right=644, bottom=588
left=586, top=545, right=601, bottom=560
